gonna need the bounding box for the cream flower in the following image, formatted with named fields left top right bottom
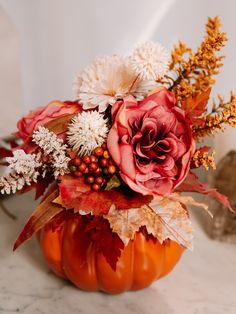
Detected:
left=73, top=55, right=157, bottom=112
left=67, top=111, right=109, bottom=155
left=0, top=150, right=42, bottom=194
left=129, top=41, right=170, bottom=80
left=32, top=127, right=70, bottom=178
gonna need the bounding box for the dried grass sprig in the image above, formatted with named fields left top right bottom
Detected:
left=192, top=149, right=216, bottom=170
left=193, top=93, right=236, bottom=139
left=169, top=16, right=227, bottom=101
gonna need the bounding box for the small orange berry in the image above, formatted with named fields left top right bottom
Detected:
left=108, top=165, right=116, bottom=174
left=94, top=147, right=104, bottom=157
left=92, top=183, right=101, bottom=191
left=78, top=162, right=86, bottom=172
left=82, top=155, right=91, bottom=164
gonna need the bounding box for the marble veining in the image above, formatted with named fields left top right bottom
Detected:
left=0, top=193, right=236, bottom=314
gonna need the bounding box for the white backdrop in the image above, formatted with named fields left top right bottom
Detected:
left=0, top=0, right=236, bottom=160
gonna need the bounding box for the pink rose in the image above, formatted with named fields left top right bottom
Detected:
left=17, top=100, right=81, bottom=140
left=107, top=88, right=195, bottom=196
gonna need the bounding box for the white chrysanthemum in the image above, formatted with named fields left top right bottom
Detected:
left=129, top=41, right=170, bottom=80
left=67, top=111, right=109, bottom=155
left=73, top=55, right=157, bottom=112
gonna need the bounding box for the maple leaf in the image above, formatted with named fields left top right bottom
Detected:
left=13, top=189, right=63, bottom=250
left=59, top=175, right=152, bottom=215
left=85, top=216, right=124, bottom=271
left=177, top=172, right=233, bottom=212
left=182, top=88, right=211, bottom=123
left=105, top=198, right=193, bottom=250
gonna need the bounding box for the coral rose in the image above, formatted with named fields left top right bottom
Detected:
left=17, top=100, right=81, bottom=140
left=107, top=88, right=195, bottom=196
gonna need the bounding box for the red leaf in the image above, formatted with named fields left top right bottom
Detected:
left=8, top=139, right=19, bottom=149
left=85, top=216, right=124, bottom=271
left=34, top=175, right=54, bottom=200
left=59, top=175, right=153, bottom=215
left=182, top=88, right=211, bottom=123
left=177, top=172, right=233, bottom=212
left=44, top=209, right=75, bottom=232
left=0, top=147, right=13, bottom=158
left=13, top=189, right=63, bottom=250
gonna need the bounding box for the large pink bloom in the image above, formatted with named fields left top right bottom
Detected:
left=17, top=100, right=81, bottom=141
left=107, top=88, right=195, bottom=196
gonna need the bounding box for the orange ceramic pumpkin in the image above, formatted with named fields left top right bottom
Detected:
left=38, top=214, right=183, bottom=294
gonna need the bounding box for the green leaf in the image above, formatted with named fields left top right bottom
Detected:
left=105, top=175, right=121, bottom=191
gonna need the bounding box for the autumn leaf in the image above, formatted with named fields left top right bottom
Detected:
left=0, top=147, right=13, bottom=159
left=43, top=113, right=76, bottom=135
left=13, top=189, right=63, bottom=250
left=177, top=172, right=233, bottom=212
left=59, top=175, right=153, bottom=215
left=84, top=216, right=124, bottom=271
left=34, top=175, right=54, bottom=200
left=182, top=88, right=211, bottom=123
left=105, top=198, right=193, bottom=249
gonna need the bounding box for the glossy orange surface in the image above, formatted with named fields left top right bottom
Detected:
left=38, top=215, right=183, bottom=294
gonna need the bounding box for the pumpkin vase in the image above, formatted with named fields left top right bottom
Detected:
left=37, top=213, right=184, bottom=294
left=2, top=17, right=232, bottom=298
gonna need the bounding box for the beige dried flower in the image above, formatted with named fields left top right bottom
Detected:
left=129, top=41, right=170, bottom=80
left=67, top=111, right=109, bottom=155
left=73, top=55, right=157, bottom=112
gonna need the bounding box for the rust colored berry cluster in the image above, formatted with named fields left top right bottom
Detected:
left=68, top=143, right=117, bottom=191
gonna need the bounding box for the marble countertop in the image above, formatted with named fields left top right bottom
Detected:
left=0, top=192, right=236, bottom=314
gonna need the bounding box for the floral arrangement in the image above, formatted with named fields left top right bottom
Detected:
left=0, top=17, right=235, bottom=271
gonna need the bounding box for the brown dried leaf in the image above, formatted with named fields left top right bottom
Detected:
left=44, top=113, right=76, bottom=134
left=13, top=189, right=63, bottom=250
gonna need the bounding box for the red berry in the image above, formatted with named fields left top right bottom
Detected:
left=89, top=162, right=98, bottom=171
left=95, top=176, right=103, bottom=185
left=78, top=162, right=87, bottom=172
left=108, top=165, right=116, bottom=174
left=74, top=157, right=82, bottom=166
left=93, top=167, right=102, bottom=176
left=94, top=147, right=104, bottom=157
left=82, top=155, right=91, bottom=164
left=86, top=176, right=95, bottom=184
left=90, top=155, right=98, bottom=163
left=99, top=158, right=108, bottom=167
left=92, top=183, right=101, bottom=191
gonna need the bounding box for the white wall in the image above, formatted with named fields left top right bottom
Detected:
left=0, top=0, right=235, bottom=159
